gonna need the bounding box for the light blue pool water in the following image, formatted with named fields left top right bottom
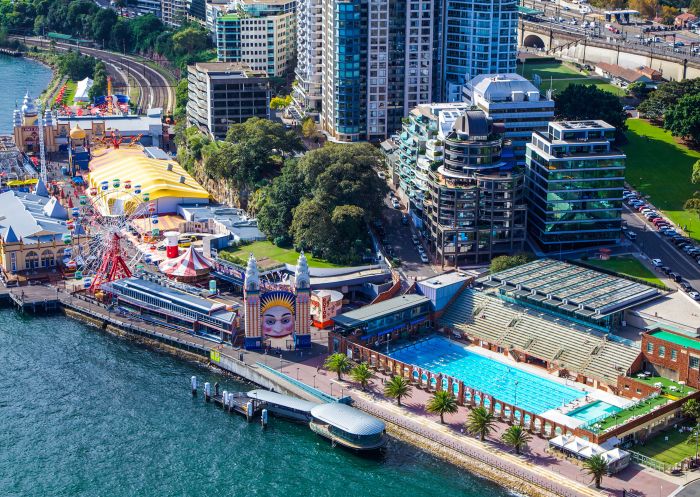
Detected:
left=389, top=337, right=586, bottom=415
left=567, top=400, right=621, bottom=423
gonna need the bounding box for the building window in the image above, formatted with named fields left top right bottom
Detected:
left=659, top=346, right=665, bottom=358
left=691, top=356, right=700, bottom=369
left=646, top=342, right=654, bottom=354
left=671, top=349, right=678, bottom=361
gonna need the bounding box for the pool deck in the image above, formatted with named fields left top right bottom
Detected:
left=402, top=335, right=632, bottom=429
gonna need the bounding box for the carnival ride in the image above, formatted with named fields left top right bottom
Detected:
left=62, top=180, right=161, bottom=293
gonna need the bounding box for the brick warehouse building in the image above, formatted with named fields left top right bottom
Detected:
left=641, top=327, right=700, bottom=389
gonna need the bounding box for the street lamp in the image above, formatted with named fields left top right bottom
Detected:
left=296, top=367, right=300, bottom=380
left=330, top=383, right=334, bottom=396
left=313, top=374, right=317, bottom=388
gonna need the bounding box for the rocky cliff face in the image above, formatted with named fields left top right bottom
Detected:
left=192, top=161, right=248, bottom=209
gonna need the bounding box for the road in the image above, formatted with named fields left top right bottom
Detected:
left=623, top=207, right=700, bottom=290
left=379, top=194, right=437, bottom=281
left=20, top=37, right=176, bottom=115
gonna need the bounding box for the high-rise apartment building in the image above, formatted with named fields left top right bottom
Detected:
left=161, top=0, right=187, bottom=26
left=424, top=111, right=527, bottom=266
left=463, top=74, right=555, bottom=165
left=393, top=103, right=469, bottom=227
left=215, top=0, right=296, bottom=78
left=525, top=120, right=625, bottom=251
left=135, top=0, right=161, bottom=17
left=319, top=0, right=435, bottom=142
left=440, top=0, right=518, bottom=101
left=186, top=62, right=271, bottom=140
left=291, top=0, right=323, bottom=119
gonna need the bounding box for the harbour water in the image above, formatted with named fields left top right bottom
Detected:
left=0, top=54, right=52, bottom=134
left=0, top=56, right=513, bottom=496
left=0, top=311, right=516, bottom=496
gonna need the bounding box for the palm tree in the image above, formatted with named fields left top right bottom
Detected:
left=465, top=406, right=496, bottom=441
left=350, top=363, right=373, bottom=390
left=426, top=390, right=459, bottom=424
left=384, top=375, right=412, bottom=406
left=501, top=425, right=532, bottom=455
left=583, top=454, right=608, bottom=489
left=324, top=353, right=351, bottom=380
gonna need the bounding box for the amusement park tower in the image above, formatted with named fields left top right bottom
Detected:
left=243, top=253, right=262, bottom=350
left=294, top=251, right=311, bottom=348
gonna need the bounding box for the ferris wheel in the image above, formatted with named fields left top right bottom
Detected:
left=61, top=178, right=160, bottom=292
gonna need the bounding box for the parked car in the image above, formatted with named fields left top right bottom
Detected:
left=412, top=235, right=419, bottom=245
left=420, top=253, right=429, bottom=263
left=669, top=272, right=683, bottom=282
left=624, top=231, right=637, bottom=241
left=623, top=105, right=636, bottom=111
left=391, top=199, right=400, bottom=209
left=660, top=266, right=671, bottom=274
left=689, top=291, right=700, bottom=301
left=651, top=258, right=663, bottom=267
left=680, top=281, right=693, bottom=292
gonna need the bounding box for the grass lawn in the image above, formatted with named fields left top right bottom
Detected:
left=635, top=424, right=697, bottom=466
left=518, top=60, right=588, bottom=80
left=581, top=256, right=664, bottom=286
left=634, top=375, right=696, bottom=399
left=543, top=77, right=626, bottom=97
left=594, top=395, right=669, bottom=432
left=220, top=240, right=344, bottom=269
left=623, top=119, right=700, bottom=242
left=59, top=80, right=77, bottom=107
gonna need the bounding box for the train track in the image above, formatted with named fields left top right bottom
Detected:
left=20, top=37, right=176, bottom=115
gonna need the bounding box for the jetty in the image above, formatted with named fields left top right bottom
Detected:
left=2, top=285, right=61, bottom=313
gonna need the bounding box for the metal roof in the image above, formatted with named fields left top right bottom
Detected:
left=333, top=294, right=429, bottom=328
left=310, top=403, right=385, bottom=436
left=247, top=389, right=319, bottom=412
left=479, top=259, right=661, bottom=317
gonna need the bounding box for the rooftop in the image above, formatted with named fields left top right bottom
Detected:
left=246, top=389, right=319, bottom=412
left=550, top=120, right=615, bottom=132
left=190, top=62, right=267, bottom=79
left=479, top=259, right=661, bottom=318
left=649, top=329, right=700, bottom=350
left=418, top=272, right=471, bottom=290
left=333, top=294, right=430, bottom=328
left=0, top=187, right=71, bottom=245
left=467, top=73, right=548, bottom=104
left=310, top=403, right=385, bottom=436
left=630, top=293, right=700, bottom=334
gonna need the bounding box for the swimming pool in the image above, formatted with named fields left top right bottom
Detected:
left=567, top=400, right=621, bottom=423
left=389, top=337, right=586, bottom=415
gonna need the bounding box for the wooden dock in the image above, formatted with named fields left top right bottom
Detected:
left=210, top=391, right=266, bottom=421
left=4, top=286, right=61, bottom=313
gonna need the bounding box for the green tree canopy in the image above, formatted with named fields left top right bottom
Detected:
left=171, top=25, right=208, bottom=56
left=555, top=84, right=627, bottom=137
left=465, top=406, right=496, bottom=441
left=324, top=353, right=351, bottom=380
left=638, top=79, right=700, bottom=121
left=583, top=454, right=608, bottom=488
left=501, top=425, right=532, bottom=455
left=90, top=7, right=117, bottom=46
left=489, top=254, right=533, bottom=274
left=425, top=390, right=459, bottom=424
left=384, top=375, right=412, bottom=406
left=56, top=50, right=96, bottom=81
left=664, top=93, right=700, bottom=147
left=350, top=363, right=373, bottom=390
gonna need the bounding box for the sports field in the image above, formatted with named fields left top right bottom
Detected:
left=581, top=256, right=664, bottom=286
left=623, top=119, right=700, bottom=242
left=517, top=60, right=625, bottom=96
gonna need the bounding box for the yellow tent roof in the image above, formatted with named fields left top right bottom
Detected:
left=88, top=147, right=209, bottom=209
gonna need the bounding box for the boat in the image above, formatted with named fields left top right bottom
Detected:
left=246, top=389, right=320, bottom=422
left=309, top=402, right=386, bottom=451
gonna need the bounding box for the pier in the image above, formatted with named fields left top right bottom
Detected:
left=1, top=285, right=61, bottom=313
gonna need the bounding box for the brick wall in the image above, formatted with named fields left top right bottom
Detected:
left=616, top=376, right=659, bottom=400
left=641, top=333, right=700, bottom=389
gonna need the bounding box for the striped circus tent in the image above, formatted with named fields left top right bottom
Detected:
left=158, top=246, right=213, bottom=282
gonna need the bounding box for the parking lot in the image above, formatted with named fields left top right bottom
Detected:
left=622, top=188, right=700, bottom=298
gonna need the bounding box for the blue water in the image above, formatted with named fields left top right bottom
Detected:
left=567, top=400, right=621, bottom=423
left=390, top=337, right=586, bottom=414
left=0, top=55, right=53, bottom=134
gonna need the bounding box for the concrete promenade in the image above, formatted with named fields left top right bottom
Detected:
left=7, top=286, right=683, bottom=497
left=277, top=350, right=681, bottom=497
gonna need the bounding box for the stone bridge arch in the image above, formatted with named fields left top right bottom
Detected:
left=523, top=33, right=546, bottom=49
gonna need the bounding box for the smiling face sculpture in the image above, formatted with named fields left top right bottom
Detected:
left=260, top=291, right=296, bottom=338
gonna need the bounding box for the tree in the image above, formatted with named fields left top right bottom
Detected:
left=89, top=61, right=108, bottom=100
left=555, top=84, right=627, bottom=137
left=324, top=353, right=351, bottom=380
left=664, top=94, right=700, bottom=147
left=257, top=160, right=305, bottom=242
left=691, top=0, right=700, bottom=16
left=171, top=25, right=208, bottom=56
left=109, top=18, right=133, bottom=53
left=684, top=198, right=700, bottom=220
left=301, top=117, right=317, bottom=138
left=658, top=5, right=679, bottom=24
left=270, top=95, right=292, bottom=111
left=628, top=0, right=658, bottom=18
left=290, top=198, right=334, bottom=257
left=91, top=7, right=117, bottom=47
left=350, top=363, right=373, bottom=390
left=426, top=390, right=459, bottom=424
left=384, top=375, right=412, bottom=406
left=57, top=50, right=96, bottom=81
left=638, top=79, right=700, bottom=121
left=583, top=454, right=609, bottom=489
left=465, top=406, right=496, bottom=441
left=693, top=161, right=700, bottom=185
left=626, top=81, right=647, bottom=99
left=501, top=425, right=532, bottom=455
left=686, top=422, right=700, bottom=461
left=489, top=254, right=533, bottom=274
left=683, top=398, right=700, bottom=421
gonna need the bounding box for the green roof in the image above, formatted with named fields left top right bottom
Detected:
left=48, top=32, right=73, bottom=40
left=333, top=294, right=429, bottom=328
left=651, top=330, right=700, bottom=350
left=219, top=14, right=240, bottom=20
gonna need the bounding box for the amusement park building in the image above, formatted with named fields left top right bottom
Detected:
left=0, top=181, right=88, bottom=281
left=88, top=147, right=210, bottom=215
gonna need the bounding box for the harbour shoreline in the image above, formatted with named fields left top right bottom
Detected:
left=49, top=295, right=582, bottom=497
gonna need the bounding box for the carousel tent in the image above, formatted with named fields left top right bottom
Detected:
left=74, top=77, right=94, bottom=103
left=159, top=246, right=213, bottom=281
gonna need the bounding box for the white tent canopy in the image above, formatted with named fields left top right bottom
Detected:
left=73, top=77, right=94, bottom=103
left=549, top=435, right=630, bottom=474
left=548, top=434, right=574, bottom=448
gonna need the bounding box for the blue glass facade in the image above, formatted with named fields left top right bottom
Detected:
left=333, top=0, right=365, bottom=137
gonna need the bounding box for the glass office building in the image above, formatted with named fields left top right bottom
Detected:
left=525, top=121, right=626, bottom=251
